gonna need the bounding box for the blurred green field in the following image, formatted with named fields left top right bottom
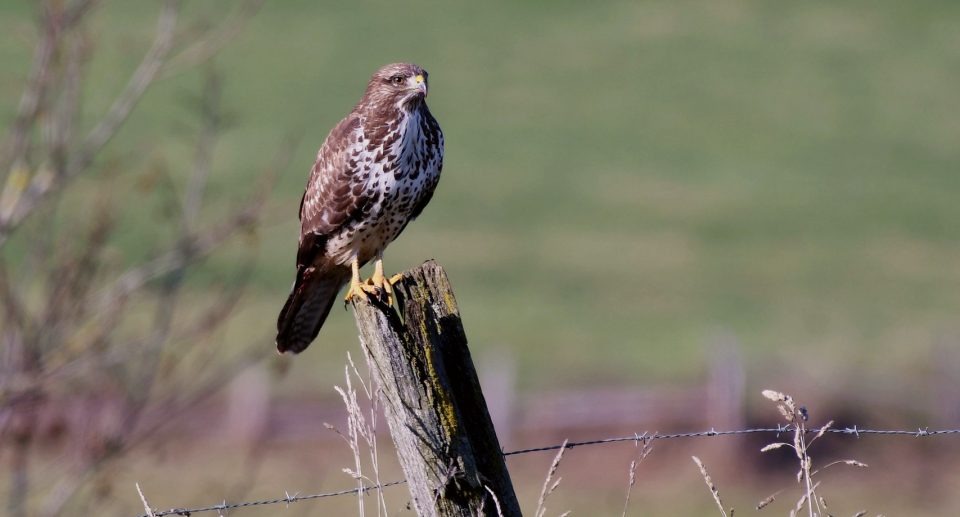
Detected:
left=2, top=0, right=959, bottom=396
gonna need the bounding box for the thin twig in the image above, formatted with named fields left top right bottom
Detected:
left=0, top=0, right=181, bottom=245
left=70, top=0, right=179, bottom=173
left=91, top=137, right=293, bottom=312
left=0, top=1, right=63, bottom=181
left=158, top=0, right=264, bottom=80
left=136, top=483, right=156, bottom=517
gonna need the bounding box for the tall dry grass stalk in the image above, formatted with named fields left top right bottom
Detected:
left=327, top=352, right=388, bottom=517
left=535, top=439, right=570, bottom=517
left=759, top=390, right=869, bottom=517
left=691, top=456, right=731, bottom=517
left=621, top=433, right=655, bottom=517
left=689, top=390, right=872, bottom=517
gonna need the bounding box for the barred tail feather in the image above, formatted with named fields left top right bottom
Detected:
left=276, top=266, right=349, bottom=354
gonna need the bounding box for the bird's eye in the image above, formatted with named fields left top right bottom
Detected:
left=390, top=75, right=405, bottom=86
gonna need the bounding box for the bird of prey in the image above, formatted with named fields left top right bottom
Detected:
left=276, top=63, right=444, bottom=354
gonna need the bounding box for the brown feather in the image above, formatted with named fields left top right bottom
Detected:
left=276, top=263, right=349, bottom=354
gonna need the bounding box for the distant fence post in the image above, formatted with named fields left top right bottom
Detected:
left=349, top=260, right=522, bottom=517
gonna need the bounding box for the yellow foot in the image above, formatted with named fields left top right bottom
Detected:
left=344, top=277, right=381, bottom=303
left=344, top=258, right=400, bottom=305
left=364, top=272, right=394, bottom=305
left=344, top=275, right=395, bottom=304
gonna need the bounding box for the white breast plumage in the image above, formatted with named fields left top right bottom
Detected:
left=325, top=108, right=443, bottom=266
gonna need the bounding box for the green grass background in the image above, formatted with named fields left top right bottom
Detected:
left=2, top=0, right=959, bottom=395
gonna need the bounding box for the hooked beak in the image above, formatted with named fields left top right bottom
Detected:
left=414, top=74, right=427, bottom=97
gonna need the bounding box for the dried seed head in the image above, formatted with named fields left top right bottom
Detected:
left=778, top=404, right=796, bottom=422
left=761, top=442, right=790, bottom=452
left=783, top=394, right=797, bottom=413
left=794, top=491, right=807, bottom=512
left=815, top=420, right=834, bottom=439
left=691, top=456, right=729, bottom=517
left=762, top=390, right=785, bottom=401
left=756, top=492, right=777, bottom=510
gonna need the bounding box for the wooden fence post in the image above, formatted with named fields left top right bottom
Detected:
left=349, top=260, right=522, bottom=517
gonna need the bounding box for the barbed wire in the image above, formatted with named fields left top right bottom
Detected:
left=133, top=424, right=960, bottom=517
left=502, top=424, right=960, bottom=456
left=139, top=480, right=408, bottom=517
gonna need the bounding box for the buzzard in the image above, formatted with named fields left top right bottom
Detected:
left=276, top=63, right=444, bottom=354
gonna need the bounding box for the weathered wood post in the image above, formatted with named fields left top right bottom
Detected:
left=350, top=260, right=522, bottom=517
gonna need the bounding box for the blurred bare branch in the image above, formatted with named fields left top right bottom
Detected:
left=94, top=137, right=294, bottom=314
left=72, top=0, right=179, bottom=174
left=159, top=0, right=265, bottom=80
left=0, top=2, right=283, bottom=514
left=0, top=258, right=30, bottom=338
left=0, top=0, right=266, bottom=248
left=0, top=0, right=180, bottom=245
left=182, top=69, right=222, bottom=230
left=0, top=0, right=96, bottom=183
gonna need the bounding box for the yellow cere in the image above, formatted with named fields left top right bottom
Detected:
left=415, top=74, right=424, bottom=83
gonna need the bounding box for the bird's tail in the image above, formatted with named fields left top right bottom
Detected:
left=276, top=265, right=349, bottom=354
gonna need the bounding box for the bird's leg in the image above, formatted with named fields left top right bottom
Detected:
left=366, top=255, right=394, bottom=305
left=344, top=257, right=372, bottom=302
left=368, top=257, right=386, bottom=288
left=345, top=255, right=393, bottom=304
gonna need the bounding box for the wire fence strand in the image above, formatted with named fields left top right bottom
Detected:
left=141, top=480, right=408, bottom=517
left=502, top=424, right=960, bottom=456
left=133, top=424, right=960, bottom=517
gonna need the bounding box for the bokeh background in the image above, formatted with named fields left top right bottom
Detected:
left=2, top=0, right=959, bottom=515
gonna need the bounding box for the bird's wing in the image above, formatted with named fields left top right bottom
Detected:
left=296, top=113, right=370, bottom=268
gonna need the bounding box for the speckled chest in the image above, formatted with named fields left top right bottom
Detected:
left=329, top=108, right=443, bottom=264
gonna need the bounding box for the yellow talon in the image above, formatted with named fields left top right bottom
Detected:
left=369, top=257, right=394, bottom=305
left=345, top=256, right=394, bottom=305
left=344, top=258, right=375, bottom=302
left=344, top=274, right=368, bottom=303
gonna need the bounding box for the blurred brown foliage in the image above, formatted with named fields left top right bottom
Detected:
left=0, top=1, right=283, bottom=515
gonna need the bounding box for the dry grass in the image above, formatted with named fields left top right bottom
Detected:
left=326, top=352, right=388, bottom=517
left=535, top=439, right=570, bottom=517
left=621, top=433, right=655, bottom=517
left=689, top=389, right=874, bottom=517
left=759, top=389, right=869, bottom=517
left=692, top=456, right=731, bottom=517
left=481, top=485, right=506, bottom=517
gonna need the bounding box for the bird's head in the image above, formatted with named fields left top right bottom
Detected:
left=361, top=63, right=429, bottom=113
